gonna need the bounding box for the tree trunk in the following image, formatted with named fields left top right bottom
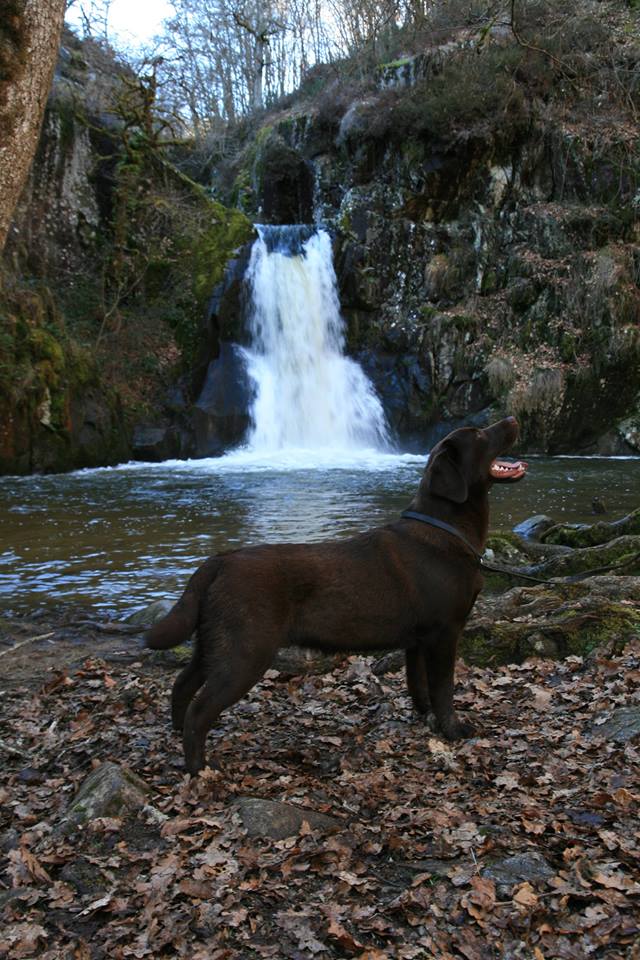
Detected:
left=0, top=0, right=66, bottom=255
left=251, top=34, right=267, bottom=110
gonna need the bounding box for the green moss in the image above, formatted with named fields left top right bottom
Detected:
left=28, top=329, right=65, bottom=370
left=561, top=604, right=640, bottom=656
left=543, top=510, right=640, bottom=548
left=381, top=57, right=412, bottom=69
left=190, top=201, right=253, bottom=310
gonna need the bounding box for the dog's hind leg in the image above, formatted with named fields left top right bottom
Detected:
left=424, top=626, right=474, bottom=741
left=182, top=643, right=276, bottom=774
left=171, top=653, right=206, bottom=732
left=405, top=647, right=431, bottom=715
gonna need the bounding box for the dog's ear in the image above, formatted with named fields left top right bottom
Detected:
left=426, top=445, right=469, bottom=503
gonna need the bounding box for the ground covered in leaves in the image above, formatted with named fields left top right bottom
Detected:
left=1, top=634, right=640, bottom=959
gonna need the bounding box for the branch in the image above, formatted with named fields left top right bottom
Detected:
left=509, top=0, right=570, bottom=72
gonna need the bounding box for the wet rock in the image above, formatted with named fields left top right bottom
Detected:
left=127, top=599, right=175, bottom=628
left=132, top=424, right=188, bottom=462
left=236, top=798, right=340, bottom=840
left=62, top=761, right=149, bottom=829
left=513, top=515, right=555, bottom=541
left=589, top=707, right=640, bottom=744
left=482, top=851, right=554, bottom=887
left=192, top=342, right=254, bottom=456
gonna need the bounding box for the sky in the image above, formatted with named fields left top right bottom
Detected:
left=66, top=0, right=174, bottom=49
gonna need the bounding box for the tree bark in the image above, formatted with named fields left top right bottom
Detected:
left=0, top=0, right=66, bottom=255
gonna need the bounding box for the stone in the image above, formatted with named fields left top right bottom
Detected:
left=132, top=425, right=188, bottom=462
left=482, top=851, right=554, bottom=887
left=235, top=798, right=340, bottom=840
left=62, top=761, right=149, bottom=828
left=273, top=647, right=339, bottom=676
left=589, top=707, right=640, bottom=744
left=192, top=342, right=254, bottom=456
left=513, top=515, right=555, bottom=541
left=542, top=509, right=640, bottom=548
left=127, top=598, right=175, bottom=628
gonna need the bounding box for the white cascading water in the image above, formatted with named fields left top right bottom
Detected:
left=242, top=225, right=390, bottom=453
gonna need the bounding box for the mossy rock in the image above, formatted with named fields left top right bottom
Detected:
left=463, top=575, right=640, bottom=665
left=189, top=201, right=254, bottom=311
left=542, top=508, right=640, bottom=548
left=528, top=534, right=640, bottom=579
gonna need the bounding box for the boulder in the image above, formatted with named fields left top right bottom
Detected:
left=192, top=342, right=254, bottom=456
left=542, top=508, right=640, bottom=548
left=482, top=851, right=554, bottom=887
left=127, top=598, right=175, bottom=628
left=62, top=761, right=149, bottom=829
left=513, top=515, right=555, bottom=541
left=132, top=424, right=189, bottom=462
left=589, top=707, right=640, bottom=744
left=235, top=798, right=340, bottom=840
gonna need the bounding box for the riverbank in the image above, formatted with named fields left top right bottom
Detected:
left=3, top=505, right=639, bottom=954
left=1, top=604, right=639, bottom=958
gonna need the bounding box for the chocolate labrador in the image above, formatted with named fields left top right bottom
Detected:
left=146, top=416, right=527, bottom=773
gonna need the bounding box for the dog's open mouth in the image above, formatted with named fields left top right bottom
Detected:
left=490, top=458, right=528, bottom=482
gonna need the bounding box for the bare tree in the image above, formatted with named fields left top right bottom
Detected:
left=0, top=0, right=67, bottom=255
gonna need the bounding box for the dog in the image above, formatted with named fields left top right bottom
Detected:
left=146, top=417, right=527, bottom=773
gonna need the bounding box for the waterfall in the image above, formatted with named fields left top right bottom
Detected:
left=242, top=225, right=390, bottom=453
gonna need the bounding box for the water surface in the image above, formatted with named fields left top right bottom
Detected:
left=0, top=450, right=637, bottom=615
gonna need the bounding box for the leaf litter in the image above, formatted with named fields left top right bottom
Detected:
left=1, top=634, right=640, bottom=959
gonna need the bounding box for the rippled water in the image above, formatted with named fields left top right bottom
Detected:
left=0, top=449, right=637, bottom=615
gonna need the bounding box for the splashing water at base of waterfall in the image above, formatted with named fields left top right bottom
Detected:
left=241, top=225, right=390, bottom=454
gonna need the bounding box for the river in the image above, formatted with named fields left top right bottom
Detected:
left=0, top=450, right=637, bottom=615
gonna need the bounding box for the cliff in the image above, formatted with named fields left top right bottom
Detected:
left=0, top=28, right=253, bottom=474
left=210, top=2, right=640, bottom=454
left=2, top=2, right=639, bottom=474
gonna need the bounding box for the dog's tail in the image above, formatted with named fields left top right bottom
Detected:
left=144, top=556, right=222, bottom=650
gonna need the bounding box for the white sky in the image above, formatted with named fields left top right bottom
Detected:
left=66, top=0, right=174, bottom=49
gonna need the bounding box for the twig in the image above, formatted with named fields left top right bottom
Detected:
left=75, top=621, right=145, bottom=635
left=0, top=738, right=23, bottom=757
left=0, top=632, right=55, bottom=658
left=509, top=0, right=570, bottom=72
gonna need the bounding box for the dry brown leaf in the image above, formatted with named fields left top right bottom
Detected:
left=513, top=882, right=539, bottom=908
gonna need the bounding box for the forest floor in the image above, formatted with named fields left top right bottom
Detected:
left=1, top=610, right=639, bottom=959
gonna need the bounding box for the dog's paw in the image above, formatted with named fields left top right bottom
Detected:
left=440, top=714, right=475, bottom=740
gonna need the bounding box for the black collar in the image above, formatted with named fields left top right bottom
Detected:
left=400, top=510, right=482, bottom=563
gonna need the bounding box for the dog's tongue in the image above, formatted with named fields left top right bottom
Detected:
left=490, top=458, right=528, bottom=481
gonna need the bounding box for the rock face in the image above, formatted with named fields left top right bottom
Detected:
left=215, top=28, right=640, bottom=455
left=0, top=29, right=253, bottom=475
left=191, top=342, right=254, bottom=456
left=3, top=17, right=640, bottom=470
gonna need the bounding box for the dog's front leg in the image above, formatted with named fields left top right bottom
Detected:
left=424, top=626, right=474, bottom=740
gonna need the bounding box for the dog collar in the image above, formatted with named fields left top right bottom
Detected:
left=400, top=510, right=482, bottom=562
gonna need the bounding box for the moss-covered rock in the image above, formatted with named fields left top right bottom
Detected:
left=0, top=277, right=129, bottom=473
left=462, top=575, right=640, bottom=665
left=542, top=508, right=640, bottom=548
left=526, top=535, right=640, bottom=580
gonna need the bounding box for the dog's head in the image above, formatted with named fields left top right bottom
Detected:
left=421, top=417, right=527, bottom=505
